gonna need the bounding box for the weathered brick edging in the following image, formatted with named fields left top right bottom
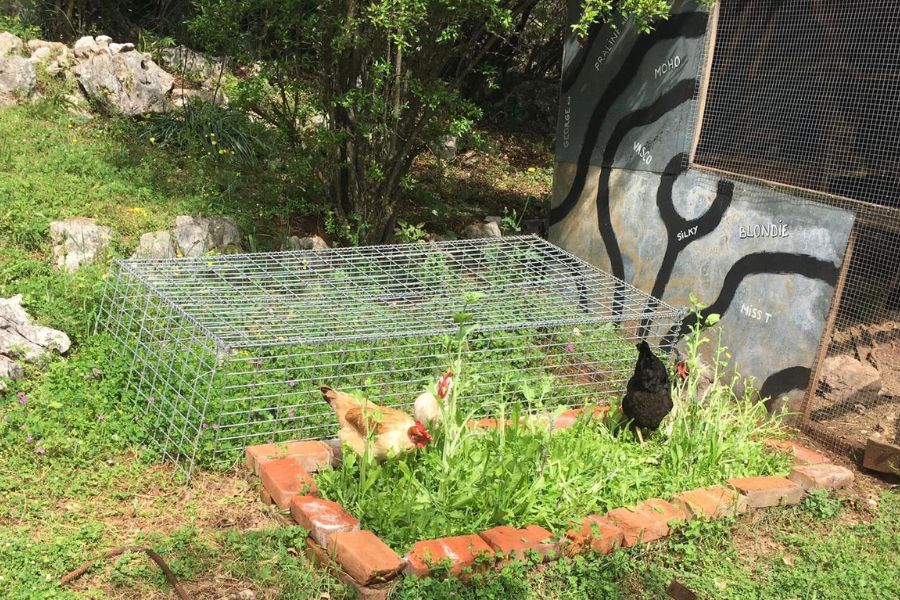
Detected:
left=245, top=427, right=852, bottom=598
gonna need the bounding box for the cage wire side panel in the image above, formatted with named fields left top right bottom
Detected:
left=695, top=0, right=900, bottom=453
left=101, top=236, right=683, bottom=469
left=100, top=264, right=223, bottom=477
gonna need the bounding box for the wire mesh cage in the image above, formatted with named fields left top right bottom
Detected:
left=693, top=0, right=900, bottom=457
left=96, top=235, right=684, bottom=477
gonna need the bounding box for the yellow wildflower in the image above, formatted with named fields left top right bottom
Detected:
left=210, top=140, right=217, bottom=146
left=527, top=167, right=536, bottom=173
left=149, top=137, right=156, bottom=143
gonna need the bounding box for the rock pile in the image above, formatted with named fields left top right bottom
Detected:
left=0, top=30, right=226, bottom=115
left=0, top=295, right=70, bottom=389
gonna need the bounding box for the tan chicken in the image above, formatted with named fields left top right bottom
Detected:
left=321, top=386, right=432, bottom=459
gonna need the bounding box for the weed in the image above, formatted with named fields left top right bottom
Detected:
left=801, top=488, right=843, bottom=520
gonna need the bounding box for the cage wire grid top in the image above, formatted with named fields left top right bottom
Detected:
left=112, top=235, right=683, bottom=349
left=101, top=235, right=684, bottom=477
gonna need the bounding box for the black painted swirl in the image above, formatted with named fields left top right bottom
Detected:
left=760, top=366, right=811, bottom=410
left=639, top=153, right=735, bottom=338
left=666, top=252, right=841, bottom=341
left=551, top=12, right=709, bottom=226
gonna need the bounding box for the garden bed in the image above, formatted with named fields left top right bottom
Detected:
left=245, top=415, right=856, bottom=597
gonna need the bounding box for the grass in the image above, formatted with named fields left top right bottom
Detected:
left=0, top=102, right=895, bottom=598
left=390, top=489, right=900, bottom=599
left=315, top=321, right=791, bottom=551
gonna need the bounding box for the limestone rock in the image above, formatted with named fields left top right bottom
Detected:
left=27, top=39, right=63, bottom=53
left=0, top=294, right=71, bottom=380
left=73, top=36, right=102, bottom=59
left=29, top=46, right=52, bottom=62
left=0, top=55, right=36, bottom=105
left=170, top=86, right=227, bottom=109
left=73, top=47, right=173, bottom=115
left=430, top=135, right=457, bottom=161
left=462, top=220, right=502, bottom=239
left=284, top=235, right=328, bottom=251
left=173, top=215, right=242, bottom=257
left=132, top=231, right=177, bottom=259
left=0, top=32, right=24, bottom=57
left=49, top=217, right=112, bottom=272
left=821, top=354, right=882, bottom=403
left=159, top=46, right=223, bottom=83
left=109, top=42, right=135, bottom=54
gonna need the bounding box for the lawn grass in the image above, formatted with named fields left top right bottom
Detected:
left=0, top=103, right=895, bottom=599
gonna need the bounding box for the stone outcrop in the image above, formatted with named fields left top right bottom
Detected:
left=49, top=217, right=112, bottom=272
left=0, top=295, right=70, bottom=388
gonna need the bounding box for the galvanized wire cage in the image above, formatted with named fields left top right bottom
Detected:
left=97, top=235, right=683, bottom=477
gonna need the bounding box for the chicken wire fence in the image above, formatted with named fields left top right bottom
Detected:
left=96, top=235, right=683, bottom=477
left=695, top=0, right=900, bottom=456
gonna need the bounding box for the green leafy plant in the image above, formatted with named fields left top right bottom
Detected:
left=317, top=301, right=789, bottom=551
left=394, top=219, right=428, bottom=243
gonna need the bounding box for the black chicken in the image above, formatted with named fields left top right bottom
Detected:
left=622, top=340, right=673, bottom=444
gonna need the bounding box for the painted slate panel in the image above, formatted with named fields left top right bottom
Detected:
left=550, top=2, right=856, bottom=410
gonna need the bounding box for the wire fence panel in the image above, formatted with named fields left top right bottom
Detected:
left=99, top=236, right=683, bottom=476
left=694, top=0, right=900, bottom=455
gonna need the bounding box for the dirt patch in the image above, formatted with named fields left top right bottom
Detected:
left=807, top=320, right=900, bottom=450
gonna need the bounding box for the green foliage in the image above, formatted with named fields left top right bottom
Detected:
left=317, top=317, right=788, bottom=551
left=394, top=219, right=428, bottom=243
left=0, top=15, right=41, bottom=40
left=573, top=0, right=717, bottom=37
left=131, top=101, right=273, bottom=167
left=801, top=488, right=843, bottom=520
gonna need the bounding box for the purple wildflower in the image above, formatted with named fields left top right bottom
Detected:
left=17, top=391, right=27, bottom=405
left=201, top=422, right=208, bottom=429
left=287, top=379, right=298, bottom=388
left=97, top=414, right=105, bottom=422
left=26, top=435, right=33, bottom=443
left=147, top=396, right=155, bottom=404
left=566, top=342, right=575, bottom=353
left=35, top=446, right=46, bottom=455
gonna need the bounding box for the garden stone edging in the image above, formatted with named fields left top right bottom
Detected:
left=244, top=425, right=853, bottom=598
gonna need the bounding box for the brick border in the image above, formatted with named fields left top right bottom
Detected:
left=247, top=425, right=851, bottom=594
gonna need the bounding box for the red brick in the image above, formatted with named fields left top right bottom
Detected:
left=553, top=405, right=610, bottom=429
left=605, top=506, right=671, bottom=546
left=765, top=439, right=831, bottom=466
left=672, top=485, right=747, bottom=520
left=480, top=525, right=558, bottom=562
left=788, top=464, right=854, bottom=492
left=564, top=515, right=625, bottom=556
left=259, top=457, right=318, bottom=509
left=305, top=538, right=397, bottom=600
left=728, top=476, right=804, bottom=508
left=246, top=440, right=333, bottom=475
left=290, top=495, right=359, bottom=546
left=638, top=498, right=688, bottom=530
left=328, top=530, right=404, bottom=585
left=404, top=534, right=494, bottom=578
